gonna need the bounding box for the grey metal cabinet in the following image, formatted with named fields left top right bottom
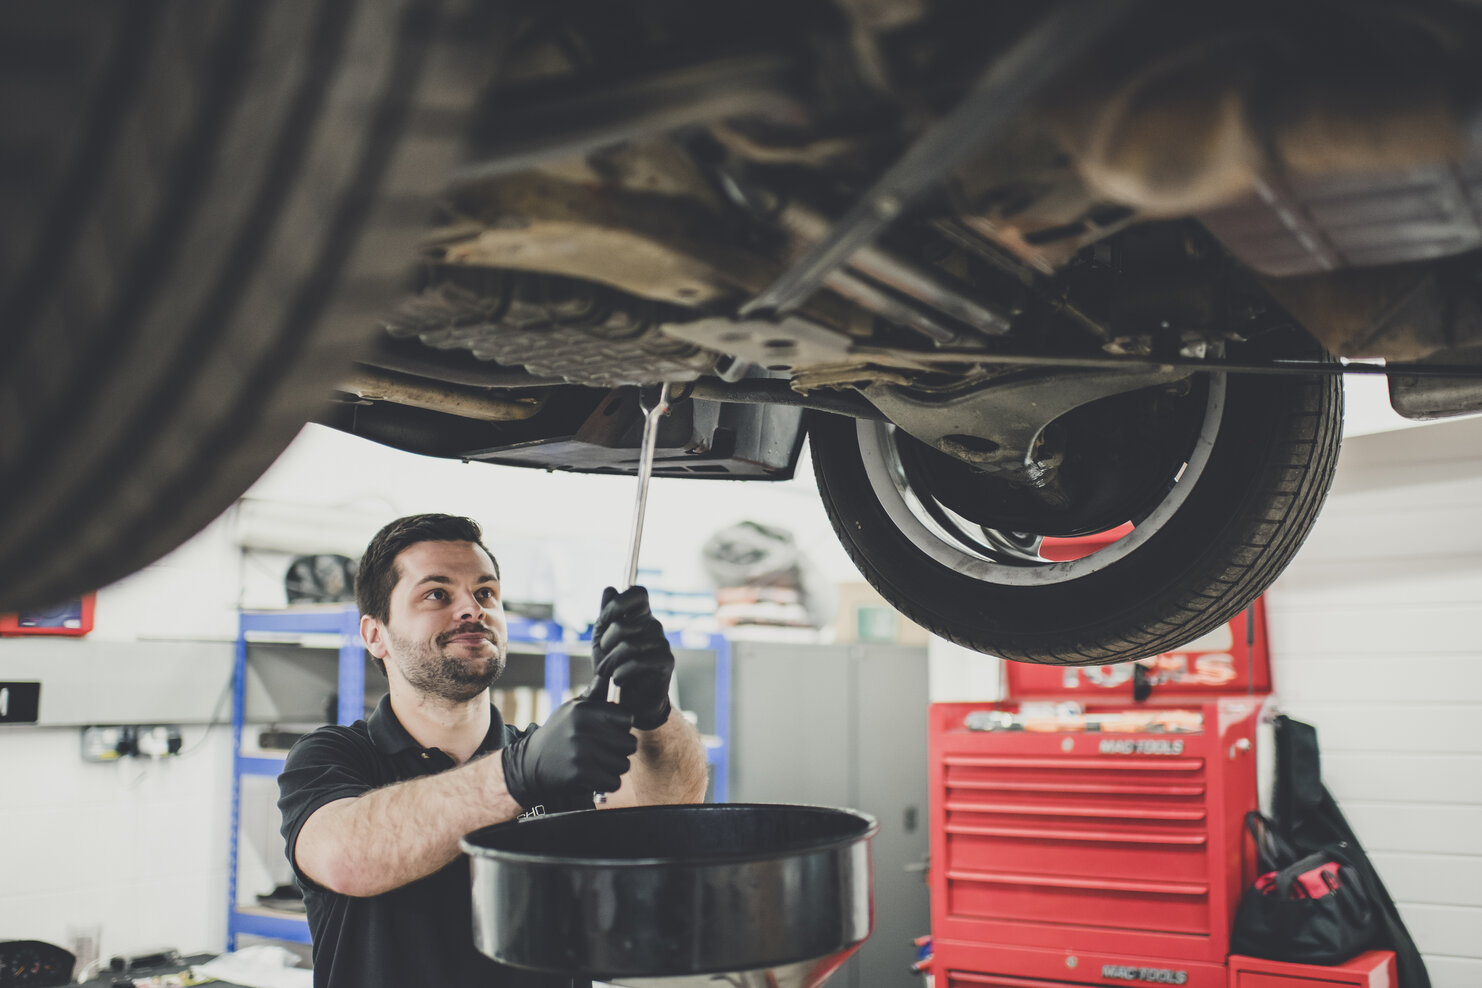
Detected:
left=728, top=642, right=930, bottom=988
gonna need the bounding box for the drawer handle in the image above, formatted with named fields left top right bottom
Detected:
left=950, top=974, right=1074, bottom=988
left=945, top=823, right=1207, bottom=845
left=945, top=800, right=1207, bottom=821
left=947, top=779, right=1206, bottom=797
left=948, top=869, right=1209, bottom=896
left=945, top=755, right=1204, bottom=771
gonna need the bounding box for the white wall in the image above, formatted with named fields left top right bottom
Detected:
left=0, top=528, right=240, bottom=961
left=0, top=726, right=233, bottom=962
left=1265, top=414, right=1482, bottom=988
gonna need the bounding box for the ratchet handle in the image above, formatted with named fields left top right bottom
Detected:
left=590, top=672, right=622, bottom=706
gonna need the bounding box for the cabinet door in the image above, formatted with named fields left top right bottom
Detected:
left=729, top=642, right=930, bottom=988
left=853, top=645, right=931, bottom=988
left=730, top=643, right=853, bottom=809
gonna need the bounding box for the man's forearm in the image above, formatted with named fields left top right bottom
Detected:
left=295, top=754, right=522, bottom=897
left=626, top=708, right=709, bottom=805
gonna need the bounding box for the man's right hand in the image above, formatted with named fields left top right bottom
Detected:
left=500, top=696, right=637, bottom=809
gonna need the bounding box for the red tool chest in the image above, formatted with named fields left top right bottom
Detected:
left=928, top=596, right=1274, bottom=988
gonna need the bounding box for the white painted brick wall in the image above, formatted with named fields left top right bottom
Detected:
left=1267, top=414, right=1482, bottom=988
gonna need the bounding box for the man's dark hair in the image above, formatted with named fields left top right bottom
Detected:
left=356, top=514, right=501, bottom=675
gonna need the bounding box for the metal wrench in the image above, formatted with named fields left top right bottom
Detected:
left=618, top=381, right=672, bottom=593
left=594, top=381, right=671, bottom=804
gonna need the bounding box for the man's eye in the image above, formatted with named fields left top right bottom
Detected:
left=477, top=587, right=497, bottom=601
left=426, top=589, right=447, bottom=601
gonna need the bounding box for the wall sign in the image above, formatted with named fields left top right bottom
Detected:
left=0, top=682, right=41, bottom=723
left=0, top=593, right=96, bottom=636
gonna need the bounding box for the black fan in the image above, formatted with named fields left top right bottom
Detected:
left=285, top=554, right=358, bottom=605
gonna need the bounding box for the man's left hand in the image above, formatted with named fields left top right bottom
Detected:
left=591, top=586, right=674, bottom=730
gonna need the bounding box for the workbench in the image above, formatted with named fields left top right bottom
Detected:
left=72, top=951, right=274, bottom=987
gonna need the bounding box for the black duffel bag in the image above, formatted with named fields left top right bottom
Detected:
left=1269, top=715, right=1430, bottom=987
left=1231, top=811, right=1380, bottom=965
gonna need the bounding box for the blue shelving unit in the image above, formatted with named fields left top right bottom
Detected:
left=228, top=607, right=361, bottom=947
left=226, top=606, right=567, bottom=949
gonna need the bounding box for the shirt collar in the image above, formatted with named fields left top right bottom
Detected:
left=366, top=693, right=510, bottom=757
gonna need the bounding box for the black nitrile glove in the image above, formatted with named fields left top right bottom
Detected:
left=501, top=695, right=636, bottom=809
left=590, top=585, right=675, bottom=731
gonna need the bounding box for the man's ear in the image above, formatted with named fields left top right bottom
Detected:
left=361, top=614, right=389, bottom=660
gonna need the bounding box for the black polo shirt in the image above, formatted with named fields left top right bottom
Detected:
left=277, top=694, right=591, bottom=988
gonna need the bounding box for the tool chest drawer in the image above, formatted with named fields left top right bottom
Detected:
left=934, top=937, right=1230, bottom=988
left=1228, top=951, right=1396, bottom=988
left=929, top=698, right=1266, bottom=962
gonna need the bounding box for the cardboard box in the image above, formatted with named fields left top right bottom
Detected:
left=832, top=582, right=930, bottom=645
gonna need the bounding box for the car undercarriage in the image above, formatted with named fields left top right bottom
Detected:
left=5, top=0, right=1482, bottom=661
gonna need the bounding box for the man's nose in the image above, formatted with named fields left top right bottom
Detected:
left=456, top=589, right=494, bottom=621
left=455, top=590, right=481, bottom=620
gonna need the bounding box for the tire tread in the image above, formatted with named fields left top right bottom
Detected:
left=0, top=1, right=502, bottom=612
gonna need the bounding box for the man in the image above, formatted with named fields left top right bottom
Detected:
left=277, top=513, right=709, bottom=988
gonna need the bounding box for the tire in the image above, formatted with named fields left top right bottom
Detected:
left=810, top=333, right=1344, bottom=664
left=0, top=2, right=504, bottom=613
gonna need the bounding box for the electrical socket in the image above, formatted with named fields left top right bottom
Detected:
left=80, top=726, right=126, bottom=761
left=80, top=725, right=183, bottom=761
left=137, top=725, right=182, bottom=758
